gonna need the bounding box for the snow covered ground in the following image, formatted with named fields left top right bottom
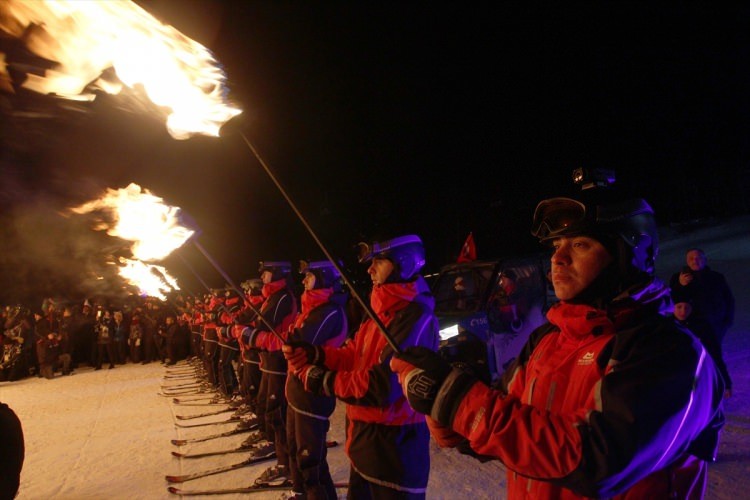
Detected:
left=1, top=214, right=749, bottom=500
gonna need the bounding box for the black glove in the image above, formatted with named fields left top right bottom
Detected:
left=282, top=340, right=324, bottom=373
left=391, top=346, right=477, bottom=426
left=297, top=365, right=335, bottom=396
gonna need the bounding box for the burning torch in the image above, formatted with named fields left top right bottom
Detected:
left=0, top=0, right=400, bottom=353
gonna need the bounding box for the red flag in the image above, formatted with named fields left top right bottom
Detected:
left=457, top=232, right=476, bottom=263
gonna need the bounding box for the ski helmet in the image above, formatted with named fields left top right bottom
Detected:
left=357, top=234, right=426, bottom=282
left=531, top=197, right=658, bottom=275
left=299, top=260, right=342, bottom=289
left=258, top=261, right=292, bottom=281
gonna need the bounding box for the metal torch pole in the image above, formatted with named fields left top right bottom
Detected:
left=191, top=239, right=284, bottom=343
left=236, top=131, right=401, bottom=354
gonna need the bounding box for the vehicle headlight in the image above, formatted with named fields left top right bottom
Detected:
left=439, top=323, right=459, bottom=341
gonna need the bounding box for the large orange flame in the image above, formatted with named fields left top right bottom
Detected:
left=0, top=0, right=241, bottom=139
left=71, top=183, right=195, bottom=299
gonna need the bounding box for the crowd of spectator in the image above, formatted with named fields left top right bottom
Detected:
left=0, top=293, right=200, bottom=382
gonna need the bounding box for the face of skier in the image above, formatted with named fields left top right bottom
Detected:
left=261, top=270, right=273, bottom=284
left=303, top=272, right=317, bottom=291
left=686, top=249, right=707, bottom=272
left=550, top=236, right=613, bottom=301
left=673, top=301, right=693, bottom=321
left=368, top=257, right=394, bottom=286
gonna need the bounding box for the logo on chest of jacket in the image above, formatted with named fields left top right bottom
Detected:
left=577, top=351, right=596, bottom=366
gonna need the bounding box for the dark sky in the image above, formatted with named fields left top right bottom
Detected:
left=1, top=2, right=750, bottom=304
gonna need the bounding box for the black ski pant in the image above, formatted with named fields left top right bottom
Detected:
left=218, top=343, right=239, bottom=397
left=287, top=409, right=336, bottom=499
left=263, top=370, right=288, bottom=469
left=202, top=328, right=219, bottom=388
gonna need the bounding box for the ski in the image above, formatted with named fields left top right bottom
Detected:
left=175, top=407, right=233, bottom=420
left=174, top=415, right=243, bottom=428
left=158, top=388, right=215, bottom=397
left=165, top=367, right=198, bottom=374
left=162, top=372, right=202, bottom=380
left=171, top=440, right=338, bottom=459
left=172, top=400, right=229, bottom=407
left=162, top=384, right=206, bottom=392
left=167, top=480, right=348, bottom=496
left=172, top=395, right=223, bottom=404
left=162, top=382, right=203, bottom=390
left=171, top=427, right=250, bottom=446
left=171, top=443, right=254, bottom=459
left=165, top=454, right=276, bottom=483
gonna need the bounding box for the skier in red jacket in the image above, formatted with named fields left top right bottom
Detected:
left=284, top=235, right=439, bottom=498
left=391, top=197, right=725, bottom=499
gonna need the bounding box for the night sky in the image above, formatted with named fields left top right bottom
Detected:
left=1, top=2, right=749, bottom=304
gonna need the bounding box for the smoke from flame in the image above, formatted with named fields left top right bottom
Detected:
left=0, top=0, right=242, bottom=139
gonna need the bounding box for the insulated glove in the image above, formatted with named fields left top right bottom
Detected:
left=282, top=340, right=324, bottom=373
left=390, top=346, right=478, bottom=426
left=296, top=365, right=335, bottom=396
left=390, top=346, right=452, bottom=415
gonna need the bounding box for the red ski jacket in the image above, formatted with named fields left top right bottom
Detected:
left=322, top=278, right=439, bottom=493
left=443, top=278, right=725, bottom=499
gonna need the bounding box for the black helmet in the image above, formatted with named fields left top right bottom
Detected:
left=258, top=261, right=292, bottom=281
left=357, top=234, right=426, bottom=282
left=299, top=260, right=342, bottom=289
left=531, top=197, right=658, bottom=275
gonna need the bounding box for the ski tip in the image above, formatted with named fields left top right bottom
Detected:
left=165, top=475, right=181, bottom=483
left=326, top=440, right=338, bottom=447
left=171, top=451, right=183, bottom=458
left=167, top=486, right=180, bottom=494
left=171, top=440, right=186, bottom=446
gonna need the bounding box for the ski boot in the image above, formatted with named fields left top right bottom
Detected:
left=248, top=440, right=277, bottom=460
left=254, top=464, right=289, bottom=486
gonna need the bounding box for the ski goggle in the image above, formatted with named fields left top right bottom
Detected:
left=356, top=235, right=423, bottom=263
left=258, top=261, right=291, bottom=274
left=530, top=197, right=589, bottom=241
left=298, top=259, right=340, bottom=277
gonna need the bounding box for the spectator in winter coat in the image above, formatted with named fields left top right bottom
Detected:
left=139, top=304, right=158, bottom=364
left=284, top=235, right=439, bottom=498
left=162, top=314, right=181, bottom=365
left=670, top=248, right=735, bottom=344
left=0, top=401, right=24, bottom=499
left=674, top=300, right=733, bottom=399
left=1, top=307, right=32, bottom=382
left=58, top=307, right=75, bottom=375
left=128, top=310, right=144, bottom=364
left=34, top=311, right=70, bottom=379
left=282, top=260, right=348, bottom=499
left=112, top=310, right=128, bottom=364
left=390, top=197, right=725, bottom=499
left=94, top=310, right=116, bottom=370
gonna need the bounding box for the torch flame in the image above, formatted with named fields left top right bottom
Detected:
left=117, top=258, right=178, bottom=301
left=71, top=183, right=195, bottom=298
left=71, top=183, right=195, bottom=261
left=0, top=0, right=242, bottom=139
